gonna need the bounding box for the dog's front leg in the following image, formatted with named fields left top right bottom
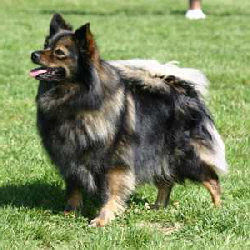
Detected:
left=64, top=176, right=83, bottom=215
left=90, top=167, right=135, bottom=227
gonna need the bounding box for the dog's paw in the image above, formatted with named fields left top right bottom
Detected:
left=64, top=204, right=81, bottom=216
left=89, top=209, right=115, bottom=227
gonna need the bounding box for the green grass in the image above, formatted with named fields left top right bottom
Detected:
left=1, top=0, right=250, bottom=249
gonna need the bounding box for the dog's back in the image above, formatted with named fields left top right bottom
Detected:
left=120, top=71, right=226, bottom=181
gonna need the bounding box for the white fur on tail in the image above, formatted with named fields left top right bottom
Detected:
left=109, top=59, right=209, bottom=97
left=205, top=120, right=228, bottom=175
left=191, top=119, right=228, bottom=175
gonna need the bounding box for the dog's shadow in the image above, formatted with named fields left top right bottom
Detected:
left=0, top=181, right=65, bottom=213
left=0, top=181, right=150, bottom=219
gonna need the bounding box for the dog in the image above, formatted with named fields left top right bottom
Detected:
left=30, top=14, right=227, bottom=227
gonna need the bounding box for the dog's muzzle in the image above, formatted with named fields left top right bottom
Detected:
left=31, top=50, right=42, bottom=64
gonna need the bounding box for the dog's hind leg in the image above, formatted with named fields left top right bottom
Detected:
left=64, top=176, right=83, bottom=215
left=154, top=182, right=173, bottom=209
left=90, top=167, right=135, bottom=227
left=202, top=165, right=221, bottom=207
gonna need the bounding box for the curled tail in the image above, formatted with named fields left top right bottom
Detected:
left=109, top=59, right=209, bottom=98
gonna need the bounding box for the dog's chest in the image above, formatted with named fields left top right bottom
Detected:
left=75, top=110, right=117, bottom=146
left=49, top=112, right=116, bottom=152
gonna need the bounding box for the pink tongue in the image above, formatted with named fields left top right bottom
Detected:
left=29, top=69, right=47, bottom=78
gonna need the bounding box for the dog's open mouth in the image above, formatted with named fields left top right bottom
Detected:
left=29, top=67, right=66, bottom=81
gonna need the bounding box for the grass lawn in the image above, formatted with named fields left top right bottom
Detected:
left=0, top=0, right=250, bottom=249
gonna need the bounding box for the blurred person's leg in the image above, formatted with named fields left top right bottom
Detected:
left=185, top=0, right=206, bottom=20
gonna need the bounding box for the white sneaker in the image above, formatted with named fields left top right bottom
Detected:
left=185, top=9, right=206, bottom=20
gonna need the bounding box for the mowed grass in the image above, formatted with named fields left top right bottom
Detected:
left=0, top=0, right=250, bottom=249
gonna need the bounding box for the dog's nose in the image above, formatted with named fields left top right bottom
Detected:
left=31, top=51, right=41, bottom=63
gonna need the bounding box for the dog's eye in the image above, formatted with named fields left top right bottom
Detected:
left=54, top=49, right=66, bottom=56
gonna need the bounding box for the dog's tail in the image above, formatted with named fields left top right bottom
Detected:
left=109, top=59, right=209, bottom=97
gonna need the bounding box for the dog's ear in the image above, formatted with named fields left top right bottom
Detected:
left=75, top=22, right=90, bottom=37
left=50, top=13, right=72, bottom=36
left=74, top=23, right=98, bottom=60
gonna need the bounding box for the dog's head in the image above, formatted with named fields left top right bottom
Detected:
left=30, top=14, right=99, bottom=82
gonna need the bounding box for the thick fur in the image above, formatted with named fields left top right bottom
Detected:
left=31, top=14, right=227, bottom=226
left=109, top=59, right=209, bottom=97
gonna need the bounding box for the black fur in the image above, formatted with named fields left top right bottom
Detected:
left=36, top=65, right=214, bottom=188
left=31, top=14, right=225, bottom=224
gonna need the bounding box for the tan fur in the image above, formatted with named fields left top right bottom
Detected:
left=191, top=138, right=222, bottom=207
left=64, top=188, right=83, bottom=215
left=77, top=87, right=124, bottom=144
left=111, top=93, right=136, bottom=167
left=191, top=141, right=215, bottom=168
left=40, top=36, right=78, bottom=78
left=56, top=36, right=75, bottom=48
left=90, top=167, right=135, bottom=226
left=125, top=92, right=136, bottom=134
left=202, top=180, right=221, bottom=207
left=85, top=27, right=99, bottom=63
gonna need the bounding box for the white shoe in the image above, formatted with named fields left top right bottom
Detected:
left=185, top=9, right=206, bottom=20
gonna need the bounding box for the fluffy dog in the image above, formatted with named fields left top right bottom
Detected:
left=30, top=14, right=227, bottom=226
